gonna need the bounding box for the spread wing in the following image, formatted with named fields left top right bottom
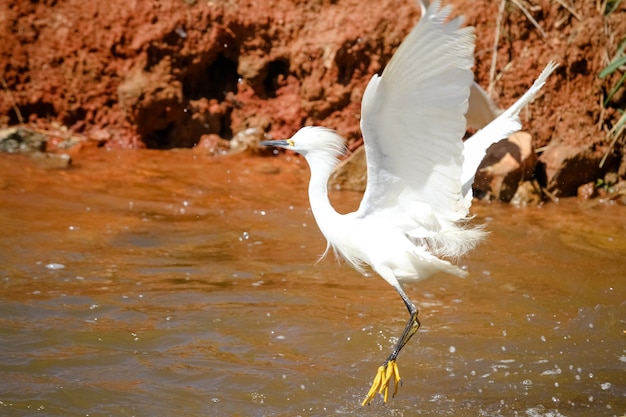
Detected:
left=356, top=1, right=475, bottom=226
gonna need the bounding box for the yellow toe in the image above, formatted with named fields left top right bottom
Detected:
left=361, top=360, right=402, bottom=405
left=361, top=365, right=385, bottom=406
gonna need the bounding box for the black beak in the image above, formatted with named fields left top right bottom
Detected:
left=260, top=140, right=290, bottom=147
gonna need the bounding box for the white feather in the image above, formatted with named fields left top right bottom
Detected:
left=461, top=61, right=559, bottom=197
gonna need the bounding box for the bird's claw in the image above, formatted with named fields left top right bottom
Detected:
left=361, top=360, right=402, bottom=406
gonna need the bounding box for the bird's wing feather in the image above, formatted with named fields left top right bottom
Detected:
left=357, top=1, right=475, bottom=224
left=460, top=61, right=559, bottom=197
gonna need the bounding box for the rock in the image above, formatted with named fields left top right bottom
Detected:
left=473, top=132, right=537, bottom=202
left=0, top=127, right=73, bottom=168
left=610, top=181, right=626, bottom=205
left=193, top=134, right=230, bottom=155
left=577, top=181, right=597, bottom=201
left=0, top=127, right=46, bottom=153
left=510, top=181, right=543, bottom=206
left=539, top=138, right=614, bottom=197
left=30, top=152, right=72, bottom=169
left=229, top=127, right=272, bottom=155
left=580, top=179, right=626, bottom=207
left=329, top=145, right=367, bottom=192
left=87, top=128, right=112, bottom=143
left=195, top=127, right=275, bottom=156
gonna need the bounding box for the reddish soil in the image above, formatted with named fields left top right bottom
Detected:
left=1, top=0, right=624, bottom=196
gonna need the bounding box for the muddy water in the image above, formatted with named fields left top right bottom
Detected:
left=0, top=149, right=624, bottom=417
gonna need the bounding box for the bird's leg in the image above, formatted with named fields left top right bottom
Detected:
left=362, top=286, right=419, bottom=405
left=388, top=288, right=420, bottom=360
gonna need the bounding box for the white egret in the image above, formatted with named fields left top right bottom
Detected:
left=261, top=0, right=557, bottom=405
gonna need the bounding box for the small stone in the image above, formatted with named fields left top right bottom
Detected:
left=229, top=127, right=272, bottom=155
left=194, top=134, right=230, bottom=155
left=577, top=182, right=597, bottom=201
left=0, top=127, right=47, bottom=153
left=30, top=152, right=72, bottom=169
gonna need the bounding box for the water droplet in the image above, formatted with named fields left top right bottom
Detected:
left=45, top=263, right=65, bottom=270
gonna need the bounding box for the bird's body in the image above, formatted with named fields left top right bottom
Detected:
left=299, top=127, right=474, bottom=285
left=261, top=0, right=557, bottom=405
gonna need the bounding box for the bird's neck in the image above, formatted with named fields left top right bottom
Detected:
left=306, top=155, right=342, bottom=234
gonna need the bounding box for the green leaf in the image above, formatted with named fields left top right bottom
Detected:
left=604, top=71, right=626, bottom=106
left=606, top=0, right=623, bottom=15
left=599, top=56, right=626, bottom=78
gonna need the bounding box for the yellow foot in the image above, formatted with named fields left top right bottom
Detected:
left=361, top=359, right=401, bottom=406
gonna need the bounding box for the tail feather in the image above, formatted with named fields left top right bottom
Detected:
left=460, top=61, right=558, bottom=198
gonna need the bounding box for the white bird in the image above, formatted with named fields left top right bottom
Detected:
left=261, top=0, right=557, bottom=405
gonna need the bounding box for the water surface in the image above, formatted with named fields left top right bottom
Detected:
left=0, top=149, right=624, bottom=416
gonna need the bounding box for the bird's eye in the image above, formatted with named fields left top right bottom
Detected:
left=287, top=139, right=295, bottom=147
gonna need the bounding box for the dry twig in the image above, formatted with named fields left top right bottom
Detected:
left=0, top=74, right=24, bottom=125
left=510, top=0, right=547, bottom=39
left=554, top=0, right=582, bottom=21
left=600, top=112, right=626, bottom=168
left=488, top=0, right=507, bottom=95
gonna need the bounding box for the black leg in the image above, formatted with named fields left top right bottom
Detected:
left=386, top=286, right=420, bottom=363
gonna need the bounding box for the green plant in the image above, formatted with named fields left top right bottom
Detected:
left=598, top=37, right=625, bottom=169
left=595, top=178, right=614, bottom=193
left=605, top=0, right=623, bottom=15
left=599, top=38, right=626, bottom=107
